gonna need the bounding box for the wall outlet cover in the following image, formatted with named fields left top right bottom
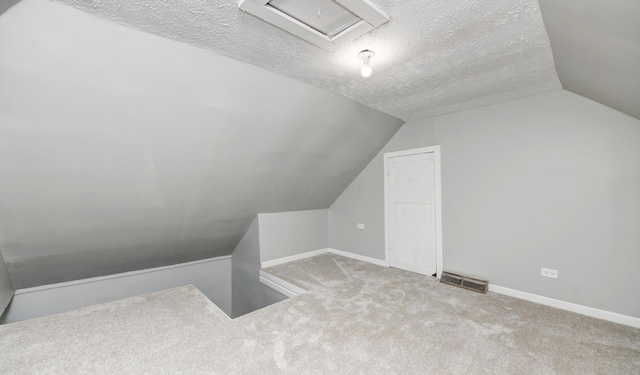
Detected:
left=541, top=267, right=558, bottom=279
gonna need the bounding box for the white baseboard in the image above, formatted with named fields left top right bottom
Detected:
left=327, top=248, right=388, bottom=267
left=489, top=284, right=640, bottom=328
left=15, top=255, right=232, bottom=295
left=3, top=256, right=233, bottom=324
left=259, top=271, right=306, bottom=298
left=261, top=248, right=328, bottom=268
left=259, top=249, right=386, bottom=297
left=261, top=248, right=389, bottom=269
left=258, top=250, right=640, bottom=328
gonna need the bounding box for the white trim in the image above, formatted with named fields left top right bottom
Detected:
left=260, top=248, right=388, bottom=269
left=259, top=270, right=306, bottom=298
left=383, top=153, right=391, bottom=269
left=238, top=0, right=388, bottom=52
left=339, top=0, right=389, bottom=26
left=489, top=284, right=640, bottom=328
left=261, top=248, right=328, bottom=269
left=328, top=248, right=388, bottom=267
left=434, top=147, right=443, bottom=278
left=15, top=255, right=232, bottom=295
left=4, top=256, right=233, bottom=323
left=383, top=146, right=444, bottom=278
left=258, top=248, right=640, bottom=328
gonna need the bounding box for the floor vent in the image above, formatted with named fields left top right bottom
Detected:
left=440, top=271, right=488, bottom=293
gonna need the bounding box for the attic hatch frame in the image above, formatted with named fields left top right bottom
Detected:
left=238, top=0, right=389, bottom=52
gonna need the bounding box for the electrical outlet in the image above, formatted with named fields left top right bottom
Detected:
left=541, top=267, right=558, bottom=279
left=357, top=223, right=365, bottom=229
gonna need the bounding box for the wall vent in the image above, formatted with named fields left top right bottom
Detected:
left=440, top=271, right=488, bottom=294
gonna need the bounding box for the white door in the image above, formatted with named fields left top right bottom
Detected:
left=387, top=152, right=437, bottom=276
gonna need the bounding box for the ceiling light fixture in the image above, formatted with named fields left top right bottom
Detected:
left=358, top=50, right=375, bottom=77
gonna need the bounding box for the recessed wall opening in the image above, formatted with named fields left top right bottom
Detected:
left=268, top=0, right=361, bottom=38
left=238, top=0, right=389, bottom=51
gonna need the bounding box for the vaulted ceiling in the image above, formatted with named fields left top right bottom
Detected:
left=0, top=0, right=638, bottom=288
left=538, top=0, right=640, bottom=120
left=0, top=1, right=636, bottom=120
left=51, top=0, right=562, bottom=121
left=47, top=0, right=640, bottom=122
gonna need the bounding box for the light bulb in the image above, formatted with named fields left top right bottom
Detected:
left=361, top=64, right=372, bottom=77
left=358, top=50, right=375, bottom=78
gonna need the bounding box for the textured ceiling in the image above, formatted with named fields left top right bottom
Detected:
left=538, top=0, right=640, bottom=121
left=52, top=0, right=562, bottom=122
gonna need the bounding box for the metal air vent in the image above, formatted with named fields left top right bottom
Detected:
left=440, top=271, right=488, bottom=294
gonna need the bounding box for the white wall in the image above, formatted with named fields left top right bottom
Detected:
left=258, top=209, right=328, bottom=262
left=329, top=90, right=640, bottom=318
left=1, top=256, right=232, bottom=324
left=232, top=217, right=287, bottom=318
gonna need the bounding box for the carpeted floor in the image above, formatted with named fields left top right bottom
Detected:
left=1, top=254, right=639, bottom=374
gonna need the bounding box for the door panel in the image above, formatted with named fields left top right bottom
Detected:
left=388, top=152, right=436, bottom=276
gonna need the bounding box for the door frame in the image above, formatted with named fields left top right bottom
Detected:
left=383, top=146, right=443, bottom=278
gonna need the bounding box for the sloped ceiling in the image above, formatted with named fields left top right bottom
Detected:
left=1, top=0, right=635, bottom=288
left=52, top=0, right=562, bottom=121
left=538, top=0, right=640, bottom=120
left=0, top=1, right=20, bottom=15
left=0, top=0, right=402, bottom=288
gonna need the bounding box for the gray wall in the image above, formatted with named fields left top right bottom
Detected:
left=232, top=217, right=287, bottom=318
left=538, top=0, right=640, bottom=121
left=0, top=0, right=20, bottom=15
left=1, top=256, right=232, bottom=323
left=0, top=253, right=14, bottom=315
left=0, top=0, right=402, bottom=288
left=329, top=90, right=640, bottom=318
left=259, top=209, right=328, bottom=262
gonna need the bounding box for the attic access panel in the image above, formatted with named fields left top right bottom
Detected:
left=238, top=0, right=388, bottom=51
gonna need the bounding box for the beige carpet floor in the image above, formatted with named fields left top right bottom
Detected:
left=1, top=254, right=638, bottom=374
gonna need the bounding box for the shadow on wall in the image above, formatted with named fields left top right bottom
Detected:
left=0, top=0, right=403, bottom=290
left=232, top=216, right=285, bottom=318
left=0, top=254, right=15, bottom=316
left=0, top=256, right=232, bottom=324
left=232, top=209, right=329, bottom=317
left=0, top=0, right=20, bottom=15
left=1, top=208, right=332, bottom=323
